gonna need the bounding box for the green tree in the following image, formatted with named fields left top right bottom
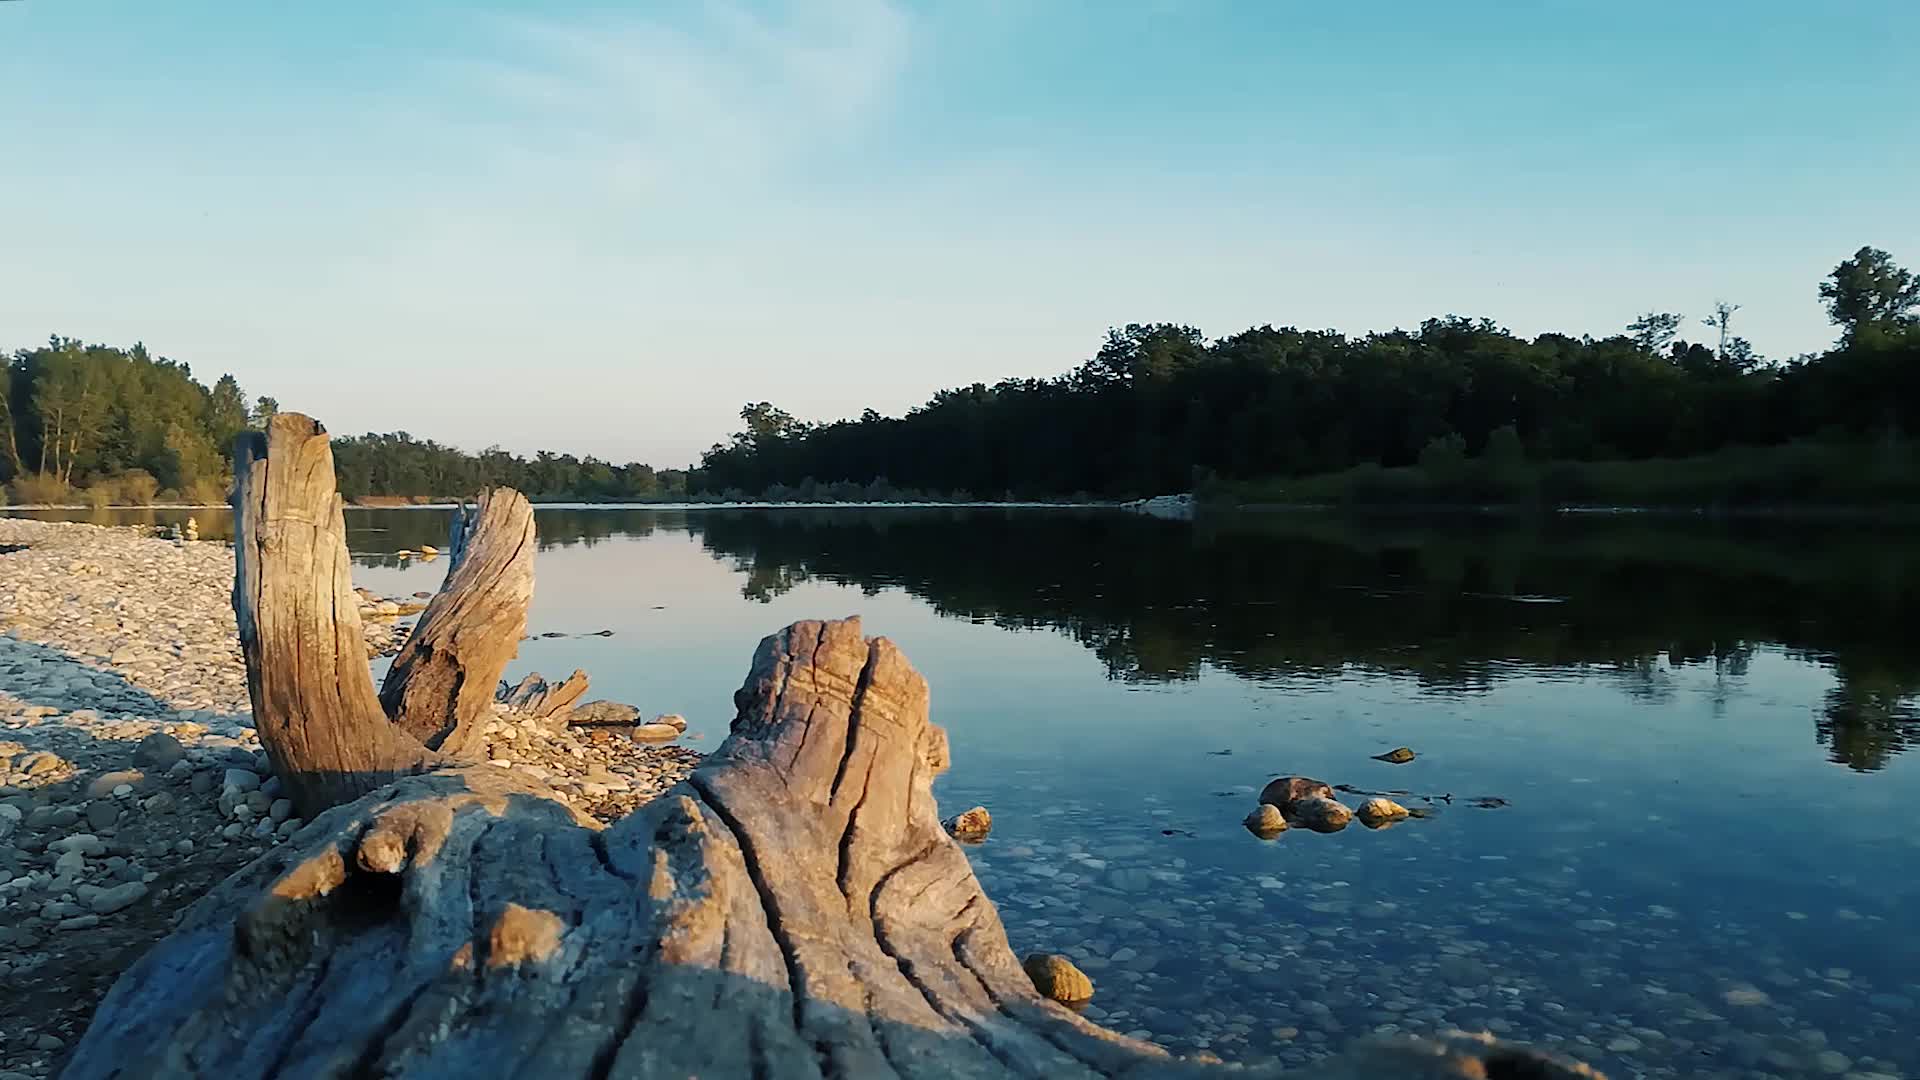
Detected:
left=1700, top=301, right=1741, bottom=362
left=1626, top=312, right=1683, bottom=352
left=1820, top=246, right=1920, bottom=342
left=206, top=374, right=248, bottom=451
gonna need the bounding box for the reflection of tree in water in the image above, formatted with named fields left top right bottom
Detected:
left=731, top=555, right=810, bottom=603
left=338, top=507, right=678, bottom=562
left=687, top=508, right=1920, bottom=771
left=1816, top=661, right=1920, bottom=772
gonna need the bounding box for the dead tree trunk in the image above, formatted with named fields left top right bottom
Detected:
left=231, top=416, right=441, bottom=813
left=231, top=414, right=536, bottom=815
left=69, top=417, right=1604, bottom=1079
left=380, top=487, right=536, bottom=756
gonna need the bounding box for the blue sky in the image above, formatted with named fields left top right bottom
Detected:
left=4, top=1, right=1916, bottom=466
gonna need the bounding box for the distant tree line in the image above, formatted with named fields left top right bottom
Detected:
left=9, top=245, right=1917, bottom=506
left=0, top=338, right=273, bottom=506
left=329, top=434, right=688, bottom=502
left=693, top=246, right=1920, bottom=501
left=0, top=340, right=690, bottom=505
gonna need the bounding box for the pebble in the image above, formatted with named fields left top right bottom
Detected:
left=133, top=731, right=186, bottom=770
left=222, top=768, right=261, bottom=793
left=88, top=881, right=149, bottom=914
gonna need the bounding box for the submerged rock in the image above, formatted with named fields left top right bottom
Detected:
left=1022, top=953, right=1094, bottom=1005
left=1243, top=803, right=1287, bottom=838
left=1372, top=746, right=1417, bottom=764
left=1288, top=795, right=1354, bottom=833
left=943, top=805, right=992, bottom=842
left=1357, top=797, right=1411, bottom=828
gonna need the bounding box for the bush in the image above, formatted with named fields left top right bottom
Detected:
left=9, top=472, right=71, bottom=506
left=182, top=476, right=231, bottom=506
left=119, top=469, right=160, bottom=505
left=1417, top=433, right=1469, bottom=477
left=84, top=479, right=119, bottom=509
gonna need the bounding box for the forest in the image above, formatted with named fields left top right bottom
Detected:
left=0, top=339, right=255, bottom=506
left=5, top=245, right=1917, bottom=507
left=696, top=246, right=1920, bottom=505
left=0, top=341, right=685, bottom=505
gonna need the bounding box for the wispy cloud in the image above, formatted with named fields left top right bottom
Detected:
left=448, top=0, right=911, bottom=196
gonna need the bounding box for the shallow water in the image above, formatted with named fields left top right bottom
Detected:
left=13, top=505, right=1920, bottom=1076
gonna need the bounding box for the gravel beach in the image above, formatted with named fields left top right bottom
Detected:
left=0, top=519, right=698, bottom=1078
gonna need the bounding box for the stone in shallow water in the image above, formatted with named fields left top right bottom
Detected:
left=1372, top=747, right=1417, bottom=764
left=1258, top=776, right=1333, bottom=810
left=1243, top=804, right=1287, bottom=838
left=1356, top=797, right=1410, bottom=828
left=1288, top=796, right=1353, bottom=833
left=1023, top=952, right=1094, bottom=1005
left=943, top=805, right=992, bottom=842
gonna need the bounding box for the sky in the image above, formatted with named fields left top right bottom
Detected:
left=3, top=1, right=1917, bottom=467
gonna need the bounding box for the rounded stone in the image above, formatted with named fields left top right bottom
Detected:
left=1288, top=796, right=1354, bottom=833
left=1356, top=797, right=1411, bottom=828
left=1258, top=776, right=1334, bottom=809
left=133, top=732, right=186, bottom=771
left=1023, top=953, right=1095, bottom=1005
left=1243, top=804, right=1287, bottom=838
left=222, top=768, right=261, bottom=793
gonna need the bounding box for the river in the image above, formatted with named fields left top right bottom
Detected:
left=11, top=504, right=1918, bottom=1077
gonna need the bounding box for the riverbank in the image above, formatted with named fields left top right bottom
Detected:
left=1211, top=439, right=1920, bottom=513
left=0, top=520, right=699, bottom=1077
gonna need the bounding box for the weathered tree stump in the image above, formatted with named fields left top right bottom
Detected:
left=380, top=487, right=536, bottom=756
left=231, top=416, right=441, bottom=814
left=65, top=416, right=1604, bottom=1079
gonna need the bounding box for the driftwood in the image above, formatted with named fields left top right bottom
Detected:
left=233, top=416, right=540, bottom=815
left=66, top=416, right=1604, bottom=1079
left=230, top=417, right=441, bottom=814
left=380, top=487, right=536, bottom=756
left=497, top=669, right=592, bottom=722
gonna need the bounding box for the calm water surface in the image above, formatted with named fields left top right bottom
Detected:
left=17, top=506, right=1920, bottom=1077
